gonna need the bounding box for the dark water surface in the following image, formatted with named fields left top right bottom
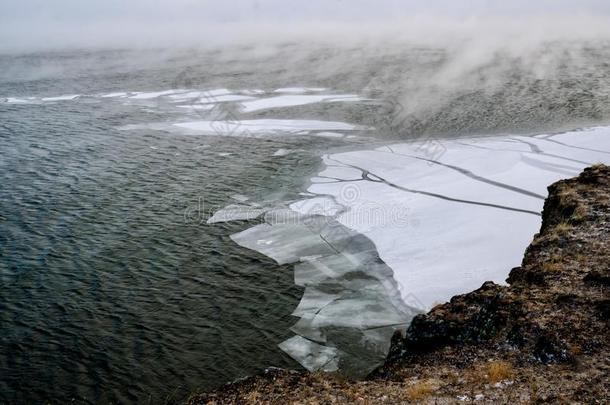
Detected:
left=0, top=61, right=357, bottom=403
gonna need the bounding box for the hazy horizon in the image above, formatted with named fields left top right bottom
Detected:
left=2, top=0, right=610, bottom=52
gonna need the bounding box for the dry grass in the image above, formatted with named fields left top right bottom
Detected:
left=541, top=262, right=562, bottom=272
left=487, top=361, right=513, bottom=383
left=540, top=251, right=566, bottom=272
left=554, top=222, right=573, bottom=234
left=543, top=222, right=573, bottom=242
left=558, top=187, right=579, bottom=206
left=571, top=204, right=588, bottom=222
left=570, top=344, right=583, bottom=355
left=405, top=380, right=434, bottom=401
left=244, top=390, right=262, bottom=403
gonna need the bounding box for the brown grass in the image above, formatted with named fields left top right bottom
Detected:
left=244, top=390, right=262, bottom=403
left=541, top=262, right=562, bottom=272
left=558, top=187, right=579, bottom=205
left=487, top=361, right=513, bottom=383
left=554, top=222, right=573, bottom=234
left=405, top=380, right=434, bottom=401
left=571, top=204, right=588, bottom=222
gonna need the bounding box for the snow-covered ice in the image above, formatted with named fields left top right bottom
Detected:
left=295, top=126, right=610, bottom=308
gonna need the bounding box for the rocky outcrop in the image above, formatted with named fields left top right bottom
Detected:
left=188, top=165, right=610, bottom=404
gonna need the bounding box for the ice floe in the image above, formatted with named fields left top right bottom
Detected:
left=274, top=87, right=327, bottom=93
left=273, top=148, right=292, bottom=157
left=41, top=94, right=80, bottom=101
left=172, top=119, right=361, bottom=136
left=278, top=336, right=340, bottom=372
left=2, top=97, right=37, bottom=104
left=224, top=206, right=421, bottom=375
left=176, top=104, right=215, bottom=111
left=167, top=89, right=232, bottom=101
left=206, top=204, right=265, bottom=224
left=100, top=92, right=128, bottom=98
left=198, top=94, right=256, bottom=104
left=129, top=90, right=187, bottom=99
left=240, top=94, right=365, bottom=113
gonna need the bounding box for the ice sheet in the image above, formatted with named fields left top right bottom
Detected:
left=295, top=126, right=610, bottom=308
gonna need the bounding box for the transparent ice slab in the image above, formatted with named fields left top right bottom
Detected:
left=278, top=336, right=341, bottom=373
left=225, top=204, right=422, bottom=376
left=206, top=204, right=265, bottom=224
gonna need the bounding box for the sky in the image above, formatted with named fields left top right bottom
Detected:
left=1, top=0, right=610, bottom=52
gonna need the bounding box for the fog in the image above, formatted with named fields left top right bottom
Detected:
left=2, top=1, right=610, bottom=52
left=2, top=1, right=610, bottom=136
